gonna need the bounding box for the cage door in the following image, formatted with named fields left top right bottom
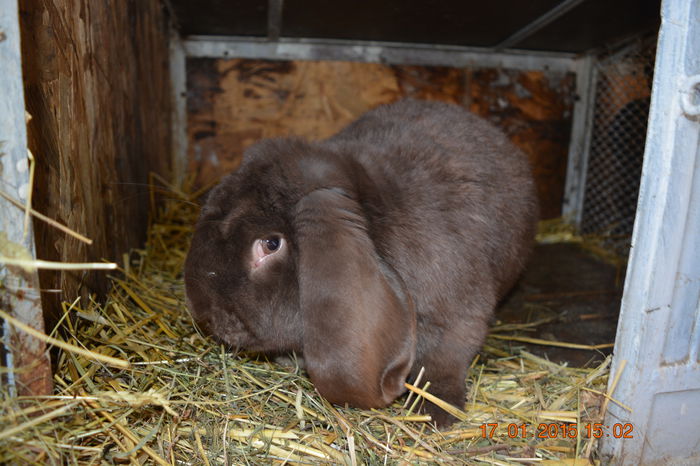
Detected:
left=599, top=0, right=700, bottom=464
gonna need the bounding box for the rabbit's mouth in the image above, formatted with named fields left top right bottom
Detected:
left=199, top=306, right=254, bottom=345
left=185, top=294, right=246, bottom=343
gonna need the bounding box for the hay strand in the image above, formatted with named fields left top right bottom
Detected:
left=0, top=257, right=117, bottom=271
left=489, top=334, right=614, bottom=351
left=0, top=189, right=93, bottom=244
left=0, top=309, right=129, bottom=369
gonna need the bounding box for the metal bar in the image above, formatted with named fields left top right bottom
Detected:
left=267, top=0, right=283, bottom=42
left=169, top=28, right=188, bottom=186
left=184, top=36, right=578, bottom=72
left=562, top=54, right=597, bottom=225
left=496, top=0, right=588, bottom=50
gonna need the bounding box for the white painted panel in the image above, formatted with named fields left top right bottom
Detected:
left=600, top=0, right=700, bottom=464
left=0, top=0, right=48, bottom=394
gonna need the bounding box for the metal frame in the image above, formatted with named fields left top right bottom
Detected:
left=169, top=27, right=188, bottom=186
left=496, top=0, right=588, bottom=50
left=267, top=0, right=283, bottom=42
left=184, top=36, right=578, bottom=73
left=562, top=54, right=597, bottom=223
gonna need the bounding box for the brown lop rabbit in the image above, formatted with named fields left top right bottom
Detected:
left=184, top=98, right=539, bottom=426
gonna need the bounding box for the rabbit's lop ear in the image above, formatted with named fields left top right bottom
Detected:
left=294, top=187, right=416, bottom=408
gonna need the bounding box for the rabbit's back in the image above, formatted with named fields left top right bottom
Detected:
left=323, top=99, right=538, bottom=304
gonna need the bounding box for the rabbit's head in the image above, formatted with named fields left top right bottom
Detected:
left=185, top=138, right=416, bottom=409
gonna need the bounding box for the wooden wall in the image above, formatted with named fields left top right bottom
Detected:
left=19, top=0, right=173, bottom=326
left=186, top=58, right=575, bottom=218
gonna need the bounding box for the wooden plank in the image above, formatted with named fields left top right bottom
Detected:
left=18, top=0, right=173, bottom=327
left=186, top=59, right=399, bottom=186
left=467, top=68, right=575, bottom=219
left=0, top=0, right=52, bottom=397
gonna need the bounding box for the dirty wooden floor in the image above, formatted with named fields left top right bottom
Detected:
left=496, top=243, right=624, bottom=367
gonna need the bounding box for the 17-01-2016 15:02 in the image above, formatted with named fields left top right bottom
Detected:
left=480, top=422, right=634, bottom=439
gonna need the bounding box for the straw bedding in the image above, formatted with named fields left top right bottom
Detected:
left=0, top=187, right=617, bottom=465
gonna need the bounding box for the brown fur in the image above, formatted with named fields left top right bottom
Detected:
left=184, top=99, right=539, bottom=426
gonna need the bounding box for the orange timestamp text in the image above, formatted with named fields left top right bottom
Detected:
left=479, top=422, right=634, bottom=439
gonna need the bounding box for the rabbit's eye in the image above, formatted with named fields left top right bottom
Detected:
left=262, top=236, right=281, bottom=253
left=252, top=235, right=285, bottom=269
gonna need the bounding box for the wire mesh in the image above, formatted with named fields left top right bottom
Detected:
left=580, top=38, right=657, bottom=257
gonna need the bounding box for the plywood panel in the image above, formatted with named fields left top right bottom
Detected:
left=19, top=0, right=173, bottom=325
left=187, top=59, right=401, bottom=185
left=187, top=58, right=574, bottom=218
left=469, top=69, right=575, bottom=218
